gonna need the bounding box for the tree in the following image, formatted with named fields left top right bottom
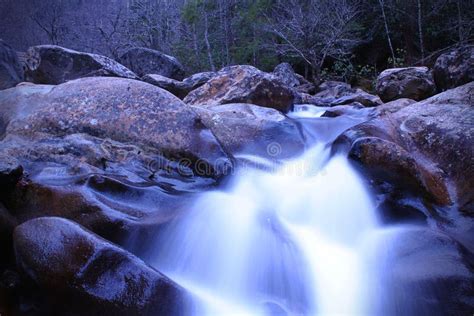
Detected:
left=264, top=0, right=363, bottom=83
left=95, top=8, right=131, bottom=59
left=377, top=0, right=396, bottom=66
left=30, top=0, right=69, bottom=45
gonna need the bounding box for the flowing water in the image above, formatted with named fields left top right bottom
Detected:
left=146, top=106, right=430, bottom=315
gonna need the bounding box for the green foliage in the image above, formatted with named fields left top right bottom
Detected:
left=387, top=48, right=407, bottom=68
left=182, top=1, right=199, bottom=24
left=322, top=58, right=378, bottom=90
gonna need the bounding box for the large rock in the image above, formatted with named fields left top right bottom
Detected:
left=182, top=72, right=217, bottom=90
left=273, top=62, right=300, bottom=87
left=193, top=103, right=306, bottom=160
left=273, top=63, right=315, bottom=95
left=0, top=132, right=208, bottom=247
left=434, top=45, right=474, bottom=91
left=184, top=65, right=295, bottom=113
left=1, top=77, right=231, bottom=178
left=336, top=82, right=474, bottom=230
left=0, top=78, right=230, bottom=249
left=142, top=74, right=191, bottom=99
left=0, top=40, right=23, bottom=90
left=370, top=227, right=474, bottom=315
left=376, top=67, right=436, bottom=102
left=302, top=81, right=382, bottom=107
left=14, top=217, right=193, bottom=315
left=24, top=45, right=138, bottom=84
left=119, top=47, right=185, bottom=80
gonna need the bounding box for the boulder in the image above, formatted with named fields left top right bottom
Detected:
left=0, top=40, right=23, bottom=90
left=0, top=132, right=207, bottom=246
left=119, top=47, right=185, bottom=80
left=273, top=62, right=300, bottom=87
left=376, top=67, right=436, bottom=102
left=183, top=71, right=217, bottom=90
left=303, top=81, right=382, bottom=107
left=142, top=74, right=191, bottom=99
left=192, top=103, right=306, bottom=160
left=24, top=45, right=138, bottom=84
left=0, top=78, right=230, bottom=248
left=273, top=63, right=315, bottom=95
left=434, top=45, right=474, bottom=91
left=14, top=217, right=193, bottom=315
left=370, top=227, right=474, bottom=315
left=336, top=82, right=474, bottom=219
left=184, top=65, right=295, bottom=113
left=1, top=77, right=231, bottom=178
left=373, top=98, right=416, bottom=116
left=321, top=103, right=367, bottom=118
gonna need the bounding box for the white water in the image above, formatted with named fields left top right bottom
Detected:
left=151, top=136, right=382, bottom=315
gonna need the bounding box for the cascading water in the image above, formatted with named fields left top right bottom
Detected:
left=148, top=106, right=387, bottom=315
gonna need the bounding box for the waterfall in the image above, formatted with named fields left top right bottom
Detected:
left=148, top=106, right=384, bottom=315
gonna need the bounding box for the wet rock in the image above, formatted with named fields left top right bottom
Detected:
left=1, top=77, right=232, bottom=178
left=0, top=132, right=211, bottom=247
left=321, top=103, right=367, bottom=118
left=14, top=217, right=193, bottom=315
left=119, top=47, right=185, bottom=80
left=184, top=65, right=295, bottom=113
left=193, top=103, right=305, bottom=160
left=303, top=81, right=382, bottom=107
left=337, top=82, right=474, bottom=216
left=0, top=40, right=23, bottom=90
left=376, top=67, right=436, bottom=102
left=24, top=45, right=137, bottom=84
left=371, top=227, right=474, bottom=315
left=373, top=98, right=416, bottom=116
left=433, top=45, right=474, bottom=91
left=142, top=74, right=191, bottom=99
left=183, top=71, right=217, bottom=90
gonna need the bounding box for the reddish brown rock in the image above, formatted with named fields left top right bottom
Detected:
left=14, top=217, right=193, bottom=315
left=434, top=45, right=474, bottom=91
left=1, top=77, right=231, bottom=178
left=301, top=81, right=382, bottom=107
left=337, top=82, right=474, bottom=211
left=184, top=65, right=295, bottom=113
left=376, top=67, right=436, bottom=102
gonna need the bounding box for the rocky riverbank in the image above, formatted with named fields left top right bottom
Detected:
left=0, top=42, right=473, bottom=315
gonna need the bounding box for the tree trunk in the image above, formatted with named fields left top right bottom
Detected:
left=456, top=0, right=464, bottom=43
left=204, top=14, right=216, bottom=72
left=192, top=24, right=201, bottom=69
left=311, top=62, right=321, bottom=86
left=378, top=0, right=396, bottom=66
left=417, top=0, right=424, bottom=64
